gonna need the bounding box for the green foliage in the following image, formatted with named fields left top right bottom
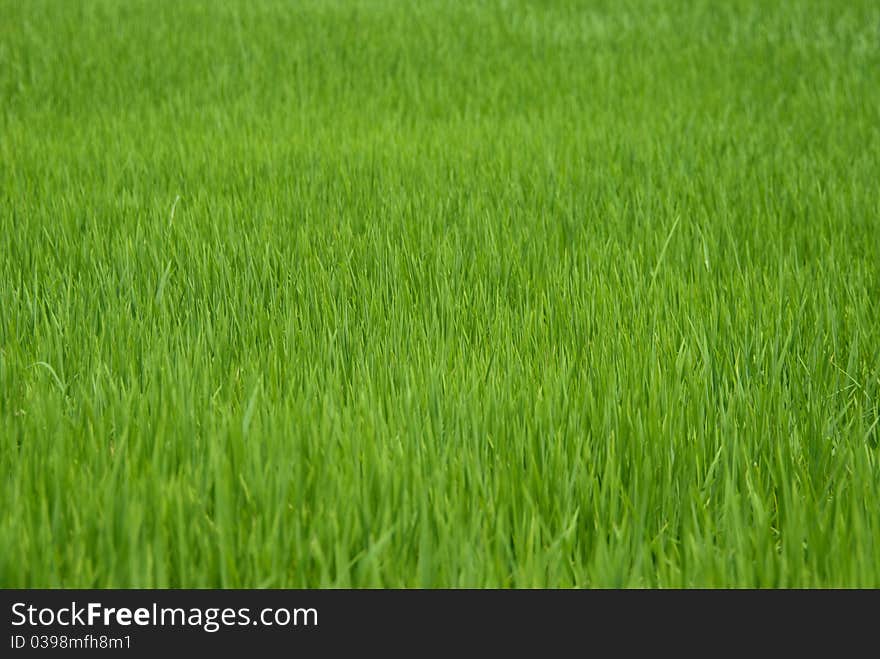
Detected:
left=1, top=0, right=878, bottom=587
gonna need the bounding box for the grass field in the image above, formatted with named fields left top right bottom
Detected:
left=1, top=0, right=879, bottom=587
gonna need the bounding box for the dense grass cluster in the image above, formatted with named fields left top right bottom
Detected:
left=1, top=0, right=878, bottom=587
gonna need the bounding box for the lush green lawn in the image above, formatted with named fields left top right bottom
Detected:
left=1, top=0, right=878, bottom=587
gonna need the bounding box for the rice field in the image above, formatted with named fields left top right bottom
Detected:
left=1, top=0, right=879, bottom=587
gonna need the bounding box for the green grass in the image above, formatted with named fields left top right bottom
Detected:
left=1, top=0, right=879, bottom=588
